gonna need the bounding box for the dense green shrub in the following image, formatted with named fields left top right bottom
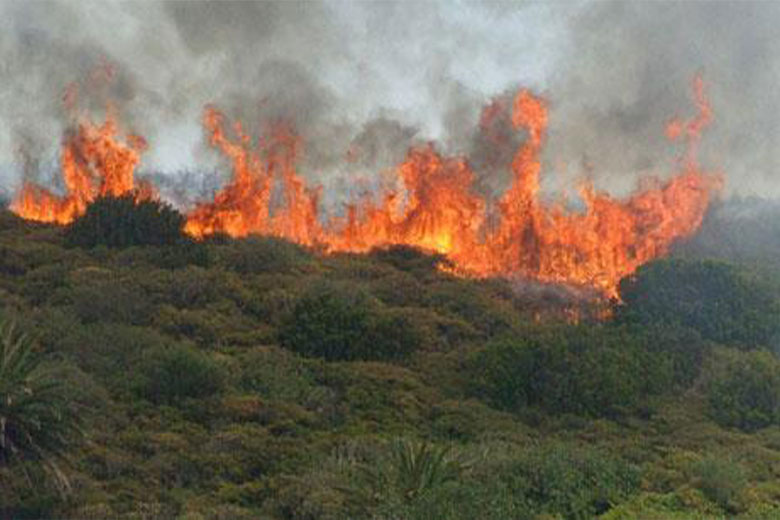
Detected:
left=279, top=282, right=421, bottom=361
left=113, top=240, right=211, bottom=270
left=617, top=259, right=780, bottom=349
left=216, top=236, right=312, bottom=274
left=425, top=280, right=517, bottom=337
left=69, top=275, right=153, bottom=326
left=469, top=326, right=671, bottom=417
left=64, top=195, right=185, bottom=249
left=368, top=443, right=640, bottom=520
left=134, top=344, right=225, bottom=405
left=692, top=455, right=748, bottom=513
left=500, top=444, right=641, bottom=520
left=634, top=324, right=710, bottom=388
left=705, top=349, right=780, bottom=432
left=368, top=245, right=449, bottom=276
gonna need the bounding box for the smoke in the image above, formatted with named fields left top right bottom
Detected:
left=545, top=1, right=780, bottom=197
left=1, top=0, right=778, bottom=202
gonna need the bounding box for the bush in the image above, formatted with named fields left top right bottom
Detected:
left=369, top=245, right=449, bottom=277
left=425, top=280, right=517, bottom=337
left=617, top=259, right=780, bottom=349
left=378, top=443, right=639, bottom=520
left=135, top=344, right=225, bottom=405
left=691, top=455, right=747, bottom=513
left=279, top=282, right=420, bottom=361
left=215, top=236, right=312, bottom=275
left=501, top=444, right=641, bottom=520
left=69, top=276, right=153, bottom=326
left=469, top=325, right=670, bottom=417
left=65, top=195, right=185, bottom=249
left=705, top=348, right=780, bottom=432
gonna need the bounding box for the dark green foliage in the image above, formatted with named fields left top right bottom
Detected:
left=469, top=326, right=672, bottom=417
left=3, top=192, right=780, bottom=518
left=705, top=349, right=780, bottom=432
left=366, top=443, right=640, bottom=520
left=618, top=259, right=780, bottom=349
left=64, top=195, right=185, bottom=249
left=217, top=236, right=312, bottom=274
left=70, top=276, right=153, bottom=326
left=350, top=438, right=464, bottom=513
left=134, top=343, right=224, bottom=405
left=0, top=318, right=83, bottom=495
left=279, top=282, right=420, bottom=361
left=425, top=280, right=517, bottom=337
left=692, top=455, right=748, bottom=512
left=500, top=444, right=641, bottom=520
left=369, top=245, right=449, bottom=276
left=636, top=324, right=710, bottom=388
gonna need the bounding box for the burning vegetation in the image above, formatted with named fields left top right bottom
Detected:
left=11, top=78, right=721, bottom=298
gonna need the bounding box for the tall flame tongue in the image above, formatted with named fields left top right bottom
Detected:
left=184, top=107, right=322, bottom=244
left=185, top=79, right=720, bottom=297
left=11, top=105, right=153, bottom=224
left=10, top=77, right=719, bottom=297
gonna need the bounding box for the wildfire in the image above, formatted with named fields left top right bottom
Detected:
left=184, top=80, right=720, bottom=297
left=11, top=78, right=722, bottom=297
left=11, top=100, right=154, bottom=224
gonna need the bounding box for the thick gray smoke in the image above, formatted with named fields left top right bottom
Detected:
left=0, top=0, right=778, bottom=204
left=544, top=1, right=780, bottom=197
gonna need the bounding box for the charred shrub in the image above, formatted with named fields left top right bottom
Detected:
left=65, top=195, right=185, bottom=249
left=279, top=281, right=421, bottom=361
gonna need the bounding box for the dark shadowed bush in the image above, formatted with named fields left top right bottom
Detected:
left=216, top=236, right=312, bottom=274
left=65, top=195, right=185, bottom=249
left=705, top=348, right=780, bottom=432
left=469, top=326, right=671, bottom=417
left=617, top=259, right=780, bottom=349
left=692, top=455, right=748, bottom=513
left=500, top=443, right=641, bottom=520
left=279, top=282, right=421, bottom=361
left=70, top=277, right=153, bottom=326
left=369, top=245, right=449, bottom=276
left=134, top=344, right=225, bottom=405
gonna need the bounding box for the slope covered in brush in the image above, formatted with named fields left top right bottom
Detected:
left=0, top=203, right=778, bottom=519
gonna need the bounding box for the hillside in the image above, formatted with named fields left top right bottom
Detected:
left=1, top=200, right=779, bottom=520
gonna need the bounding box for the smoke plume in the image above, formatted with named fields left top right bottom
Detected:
left=0, top=0, right=778, bottom=201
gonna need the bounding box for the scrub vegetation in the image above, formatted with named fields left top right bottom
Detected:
left=0, top=198, right=779, bottom=519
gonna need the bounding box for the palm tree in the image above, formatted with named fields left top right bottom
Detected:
left=349, top=438, right=465, bottom=514
left=0, top=317, right=82, bottom=502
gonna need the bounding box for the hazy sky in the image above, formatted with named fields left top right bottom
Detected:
left=1, top=0, right=778, bottom=202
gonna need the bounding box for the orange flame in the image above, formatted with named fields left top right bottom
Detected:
left=184, top=79, right=721, bottom=297
left=11, top=78, right=721, bottom=297
left=11, top=101, right=154, bottom=224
